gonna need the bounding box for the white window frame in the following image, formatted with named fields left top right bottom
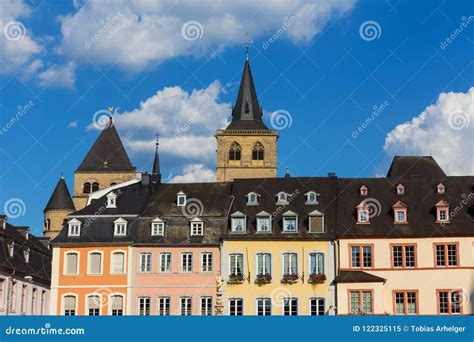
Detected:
left=113, top=218, right=127, bottom=236
left=139, top=252, right=152, bottom=273
left=305, top=191, right=319, bottom=205
left=282, top=252, right=298, bottom=276
left=190, top=219, right=204, bottom=236
left=229, top=253, right=244, bottom=276
left=157, top=296, right=171, bottom=316
left=180, top=296, right=192, bottom=316
left=67, top=218, right=81, bottom=237
left=276, top=192, right=289, bottom=205
left=109, top=293, right=124, bottom=316
left=151, top=218, right=165, bottom=236
left=397, top=184, right=405, bottom=195
left=87, top=250, right=104, bottom=275
left=138, top=296, right=151, bottom=316
left=63, top=251, right=80, bottom=275
left=200, top=296, right=213, bottom=316
left=62, top=293, right=78, bottom=316
left=256, top=297, right=272, bottom=316
left=309, top=297, right=326, bottom=316
left=110, top=250, right=126, bottom=274
left=159, top=252, right=172, bottom=273
left=395, top=210, right=406, bottom=223
left=229, top=298, right=243, bottom=316
left=106, top=192, right=117, bottom=208
left=86, top=293, right=102, bottom=316
left=200, top=252, right=213, bottom=273
left=256, top=252, right=272, bottom=276
left=308, top=210, right=325, bottom=233
left=246, top=192, right=259, bottom=206
left=181, top=252, right=193, bottom=273
left=256, top=211, right=271, bottom=233
left=309, top=252, right=325, bottom=275
left=283, top=297, right=298, bottom=316
left=230, top=212, right=246, bottom=233
left=282, top=211, right=298, bottom=233
left=177, top=192, right=186, bottom=206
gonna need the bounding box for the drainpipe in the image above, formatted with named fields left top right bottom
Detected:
left=5, top=269, right=15, bottom=316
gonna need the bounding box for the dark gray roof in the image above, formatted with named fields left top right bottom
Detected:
left=224, top=177, right=338, bottom=240
left=0, top=223, right=51, bottom=285
left=387, top=156, right=446, bottom=179
left=334, top=271, right=385, bottom=283
left=44, top=176, right=75, bottom=212
left=226, top=60, right=269, bottom=130
left=76, top=120, right=135, bottom=172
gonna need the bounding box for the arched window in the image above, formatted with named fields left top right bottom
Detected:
left=46, top=219, right=51, bottom=231
left=252, top=142, right=264, bottom=160
left=228, top=142, right=241, bottom=161
left=92, top=182, right=100, bottom=192
left=110, top=182, right=117, bottom=187
left=83, top=182, right=91, bottom=193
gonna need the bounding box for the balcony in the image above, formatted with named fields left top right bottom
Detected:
left=255, top=274, right=272, bottom=284
left=281, top=274, right=299, bottom=284
left=308, top=273, right=327, bottom=284
left=227, top=273, right=244, bottom=284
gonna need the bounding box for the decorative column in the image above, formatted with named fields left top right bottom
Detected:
left=215, top=272, right=224, bottom=315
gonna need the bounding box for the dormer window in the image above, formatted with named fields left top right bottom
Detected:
left=106, top=192, right=117, bottom=208
left=177, top=191, right=186, bottom=206
left=356, top=202, right=370, bottom=224
left=308, top=210, right=324, bottom=233
left=24, top=248, right=30, bottom=263
left=114, top=218, right=127, bottom=236
left=256, top=211, right=271, bottom=232
left=231, top=212, right=246, bottom=233
left=190, top=218, right=204, bottom=236
left=305, top=191, right=319, bottom=205
left=435, top=200, right=450, bottom=223
left=246, top=192, right=260, bottom=206
left=393, top=201, right=408, bottom=224
left=276, top=192, right=289, bottom=205
left=396, top=184, right=405, bottom=195
left=68, top=218, right=81, bottom=237
left=151, top=218, right=165, bottom=236
left=360, top=185, right=368, bottom=196
left=7, top=242, right=14, bottom=257
left=282, top=211, right=298, bottom=232
left=437, top=183, right=445, bottom=194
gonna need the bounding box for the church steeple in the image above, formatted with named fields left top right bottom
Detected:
left=225, top=54, right=269, bottom=130
left=44, top=174, right=75, bottom=239
left=152, top=135, right=161, bottom=176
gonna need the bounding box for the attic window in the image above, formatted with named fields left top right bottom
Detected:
left=190, top=218, right=204, bottom=236
left=68, top=219, right=81, bottom=237
left=177, top=191, right=186, bottom=206
left=435, top=200, right=450, bottom=224
left=106, top=192, right=117, bottom=208
left=356, top=202, right=370, bottom=224
left=114, top=218, right=127, bottom=236
left=397, top=184, right=405, bottom=195
left=151, top=218, right=164, bottom=236
left=308, top=210, right=324, bottom=233
left=231, top=212, right=246, bottom=233
left=282, top=211, right=298, bottom=232
left=360, top=185, right=368, bottom=196
left=246, top=192, right=259, bottom=206
left=305, top=191, right=319, bottom=205
left=24, top=248, right=30, bottom=263
left=256, top=211, right=271, bottom=233
left=437, top=183, right=445, bottom=194
left=276, top=192, right=289, bottom=205
left=393, top=201, right=408, bottom=224
left=8, top=242, right=14, bottom=257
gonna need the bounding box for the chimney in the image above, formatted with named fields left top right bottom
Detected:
left=0, top=215, right=7, bottom=229
left=16, top=226, right=29, bottom=237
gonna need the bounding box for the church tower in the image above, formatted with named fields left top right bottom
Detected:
left=216, top=54, right=278, bottom=182
left=44, top=175, right=75, bottom=239
left=73, top=118, right=136, bottom=210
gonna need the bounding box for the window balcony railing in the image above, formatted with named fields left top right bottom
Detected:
left=255, top=274, right=272, bottom=284
left=308, top=273, right=326, bottom=284
left=227, top=273, right=244, bottom=284
left=281, top=273, right=299, bottom=284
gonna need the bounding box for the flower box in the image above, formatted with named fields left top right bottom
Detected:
left=308, top=273, right=326, bottom=283
left=255, top=274, right=272, bottom=284
left=281, top=274, right=299, bottom=283
left=227, top=274, right=244, bottom=284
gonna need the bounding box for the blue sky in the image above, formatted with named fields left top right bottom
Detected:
left=1, top=0, right=473, bottom=235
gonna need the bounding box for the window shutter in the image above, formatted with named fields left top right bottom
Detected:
left=111, top=296, right=123, bottom=310
left=112, top=253, right=124, bottom=273
left=64, top=296, right=75, bottom=310
left=88, top=296, right=100, bottom=309
left=309, top=216, right=323, bottom=233
left=66, top=254, right=78, bottom=274
left=90, top=253, right=101, bottom=274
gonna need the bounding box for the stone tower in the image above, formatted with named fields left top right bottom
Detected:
left=216, top=55, right=278, bottom=182
left=73, top=118, right=136, bottom=210
left=44, top=175, right=75, bottom=239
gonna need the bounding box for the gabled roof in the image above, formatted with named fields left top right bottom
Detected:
left=392, top=200, right=407, bottom=208
left=387, top=156, right=446, bottom=178
left=435, top=199, right=450, bottom=207
left=76, top=120, right=135, bottom=172
left=225, top=59, right=269, bottom=131
left=44, top=176, right=75, bottom=212
left=334, top=271, right=385, bottom=283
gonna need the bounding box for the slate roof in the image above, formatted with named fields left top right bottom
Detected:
left=334, top=271, right=385, bottom=283
left=76, top=120, right=135, bottom=172
left=225, top=59, right=269, bottom=131
left=0, top=222, right=51, bottom=285
left=44, top=176, right=75, bottom=211
left=386, top=156, right=446, bottom=179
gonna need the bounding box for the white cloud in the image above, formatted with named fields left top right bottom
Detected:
left=37, top=61, right=76, bottom=88
left=58, top=0, right=355, bottom=72
left=0, top=0, right=42, bottom=75
left=167, top=164, right=215, bottom=183
left=68, top=120, right=78, bottom=128
left=384, top=87, right=474, bottom=175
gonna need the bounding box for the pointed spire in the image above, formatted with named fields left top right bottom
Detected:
left=225, top=50, right=269, bottom=131
left=152, top=134, right=161, bottom=176
left=284, top=168, right=291, bottom=178
left=44, top=175, right=75, bottom=212
left=76, top=119, right=135, bottom=172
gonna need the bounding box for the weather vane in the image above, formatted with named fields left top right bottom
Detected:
left=243, top=32, right=253, bottom=61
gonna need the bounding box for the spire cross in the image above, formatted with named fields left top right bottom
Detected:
left=155, top=133, right=159, bottom=148
left=243, top=32, right=253, bottom=61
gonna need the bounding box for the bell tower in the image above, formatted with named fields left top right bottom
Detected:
left=216, top=52, right=278, bottom=182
